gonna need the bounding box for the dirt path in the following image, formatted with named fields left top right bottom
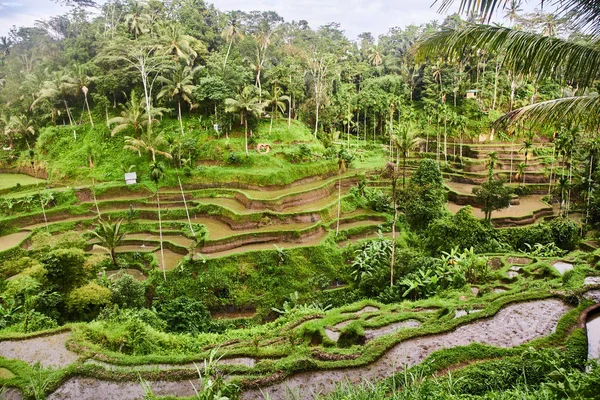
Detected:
left=0, top=332, right=78, bottom=368
left=242, top=299, right=570, bottom=400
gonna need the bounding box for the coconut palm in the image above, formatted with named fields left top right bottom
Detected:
left=515, top=162, right=527, bottom=186
left=368, top=47, right=383, bottom=67
left=419, top=1, right=600, bottom=133
left=108, top=90, right=162, bottom=137
left=31, top=69, right=77, bottom=126
left=263, top=86, right=290, bottom=135
left=124, top=128, right=173, bottom=162
left=395, top=128, right=420, bottom=187
left=0, top=113, right=13, bottom=148
left=159, top=23, right=201, bottom=64
left=221, top=11, right=244, bottom=69
left=90, top=218, right=125, bottom=266
left=157, top=65, right=200, bottom=136
left=124, top=1, right=150, bottom=38
left=71, top=64, right=95, bottom=127
left=150, top=161, right=167, bottom=281
left=9, top=115, right=36, bottom=145
left=224, top=86, right=266, bottom=157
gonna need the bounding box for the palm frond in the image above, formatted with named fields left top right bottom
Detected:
left=434, top=0, right=510, bottom=21
left=435, top=0, right=600, bottom=33
left=496, top=94, right=600, bottom=131
left=418, top=25, right=600, bottom=88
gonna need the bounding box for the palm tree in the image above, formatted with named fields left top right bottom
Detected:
left=157, top=65, right=199, bottom=136
left=90, top=218, right=125, bottom=266
left=31, top=69, right=77, bottom=127
left=108, top=90, right=162, bottom=137
left=9, top=115, right=35, bottom=146
left=71, top=64, right=95, bottom=127
left=382, top=162, right=401, bottom=287
left=221, top=11, right=244, bottom=69
left=224, top=86, right=266, bottom=157
left=150, top=161, right=167, bottom=281
left=515, top=162, right=527, bottom=186
left=395, top=128, right=420, bottom=187
left=520, top=139, right=533, bottom=169
left=419, top=1, right=600, bottom=134
left=124, top=1, right=150, bottom=38
left=124, top=128, right=173, bottom=162
left=0, top=113, right=13, bottom=148
left=263, top=86, right=290, bottom=135
left=368, top=47, right=383, bottom=67
left=159, top=22, right=201, bottom=64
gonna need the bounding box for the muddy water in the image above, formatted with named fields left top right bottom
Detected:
left=447, top=195, right=551, bottom=219
left=587, top=313, right=600, bottom=361
left=364, top=320, right=421, bottom=341
left=242, top=299, right=570, bottom=400
left=105, top=268, right=147, bottom=281
left=0, top=332, right=78, bottom=368
left=446, top=181, right=477, bottom=194
left=336, top=219, right=384, bottom=231
left=203, top=230, right=327, bottom=259
left=0, top=231, right=30, bottom=252
left=154, top=249, right=185, bottom=271
left=47, top=378, right=196, bottom=400
left=552, top=261, right=573, bottom=275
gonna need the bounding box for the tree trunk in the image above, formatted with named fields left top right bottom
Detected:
left=335, top=179, right=342, bottom=235
left=223, top=39, right=233, bottom=69
left=390, top=180, right=397, bottom=287
left=314, top=101, right=319, bottom=136
left=244, top=117, right=249, bottom=157
left=178, top=99, right=184, bottom=136
left=157, top=188, right=166, bottom=281
left=84, top=92, right=94, bottom=128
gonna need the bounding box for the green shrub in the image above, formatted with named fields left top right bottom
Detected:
left=67, top=282, right=112, bottom=320
left=157, top=297, right=211, bottom=334
left=110, top=274, right=146, bottom=309
left=41, top=248, right=88, bottom=292
left=337, top=323, right=365, bottom=348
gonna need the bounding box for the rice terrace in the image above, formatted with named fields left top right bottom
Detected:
left=0, top=0, right=599, bottom=398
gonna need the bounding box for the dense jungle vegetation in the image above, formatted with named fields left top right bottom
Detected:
left=0, top=0, right=599, bottom=399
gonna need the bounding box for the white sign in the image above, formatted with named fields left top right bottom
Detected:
left=125, top=172, right=137, bottom=185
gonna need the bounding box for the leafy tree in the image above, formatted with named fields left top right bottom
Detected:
left=403, top=158, right=446, bottom=230
left=67, top=282, right=112, bottom=320
left=110, top=273, right=146, bottom=309
left=41, top=248, right=88, bottom=293
left=473, top=178, right=513, bottom=220
left=89, top=218, right=125, bottom=266
left=426, top=207, right=496, bottom=254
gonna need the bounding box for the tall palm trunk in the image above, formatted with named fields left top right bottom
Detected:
left=244, top=116, right=249, bottom=157
left=335, top=178, right=342, bottom=235
left=157, top=184, right=166, bottom=281
left=390, top=177, right=397, bottom=287
left=84, top=91, right=94, bottom=128
left=178, top=98, right=184, bottom=136
left=223, top=39, right=233, bottom=69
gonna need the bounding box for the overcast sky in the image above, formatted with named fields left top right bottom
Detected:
left=0, top=0, right=542, bottom=39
